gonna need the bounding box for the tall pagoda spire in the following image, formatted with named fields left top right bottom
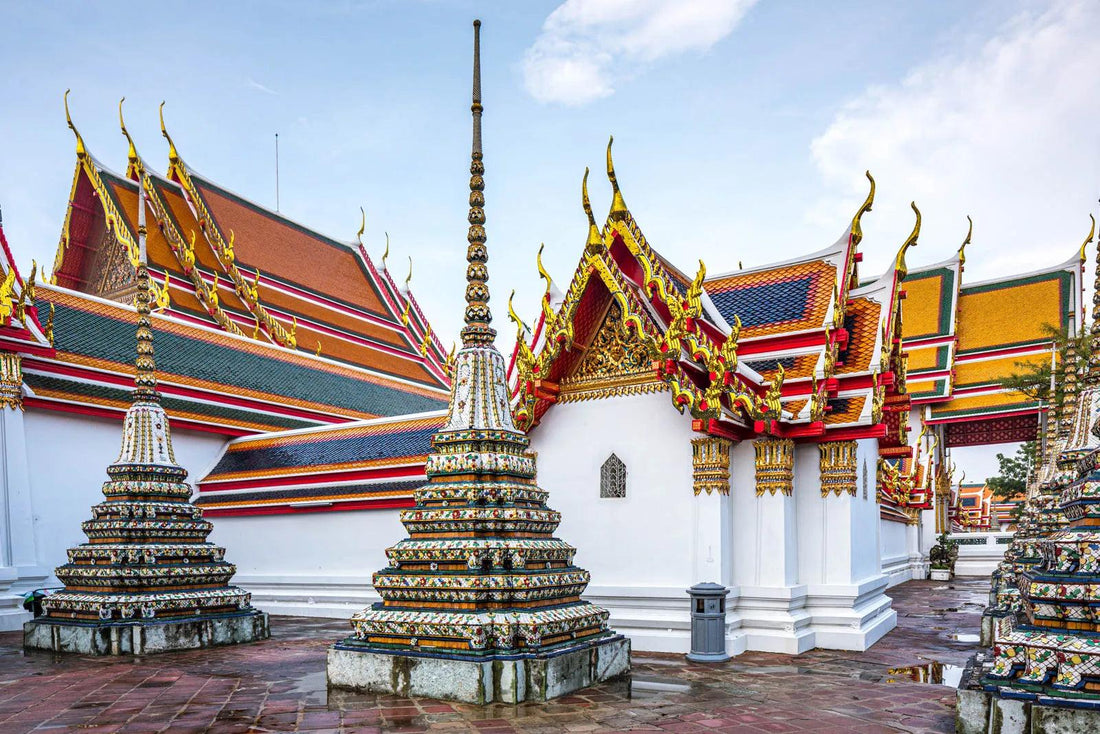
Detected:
left=462, top=19, right=493, bottom=347
left=23, top=106, right=268, bottom=653
left=328, top=20, right=628, bottom=704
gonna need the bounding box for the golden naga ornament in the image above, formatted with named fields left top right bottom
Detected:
left=0, top=267, right=16, bottom=323
left=154, top=273, right=171, bottom=311
left=45, top=303, right=55, bottom=346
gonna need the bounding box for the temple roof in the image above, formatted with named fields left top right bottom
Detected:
left=927, top=251, right=1082, bottom=425
left=50, top=108, right=449, bottom=390
left=508, top=156, right=903, bottom=442
left=196, top=410, right=447, bottom=515
left=28, top=284, right=448, bottom=435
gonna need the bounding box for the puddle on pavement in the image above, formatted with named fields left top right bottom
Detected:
left=885, top=661, right=964, bottom=687
left=287, top=669, right=328, bottom=705
left=629, top=673, right=694, bottom=699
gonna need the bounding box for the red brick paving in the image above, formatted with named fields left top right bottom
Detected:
left=0, top=579, right=986, bottom=732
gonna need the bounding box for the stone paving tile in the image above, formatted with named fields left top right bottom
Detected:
left=0, top=579, right=986, bottom=733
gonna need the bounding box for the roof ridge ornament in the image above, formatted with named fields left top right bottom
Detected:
left=605, top=136, right=628, bottom=220
left=1080, top=213, right=1095, bottom=266
left=894, top=202, right=921, bottom=282
left=850, top=171, right=875, bottom=247
left=158, top=101, right=180, bottom=166
left=63, top=90, right=87, bottom=159
left=119, top=98, right=138, bottom=171
left=582, top=167, right=603, bottom=254
left=958, top=215, right=972, bottom=267
left=382, top=232, right=390, bottom=270
left=357, top=206, right=366, bottom=247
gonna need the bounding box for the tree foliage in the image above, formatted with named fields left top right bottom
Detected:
left=986, top=441, right=1037, bottom=500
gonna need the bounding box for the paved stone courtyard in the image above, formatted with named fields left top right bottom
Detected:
left=0, top=579, right=987, bottom=733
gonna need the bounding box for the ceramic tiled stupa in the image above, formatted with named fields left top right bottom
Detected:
left=959, top=233, right=1100, bottom=728
left=326, top=21, right=629, bottom=704
left=23, top=183, right=268, bottom=655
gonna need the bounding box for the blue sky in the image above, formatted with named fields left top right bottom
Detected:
left=2, top=0, right=1098, bottom=481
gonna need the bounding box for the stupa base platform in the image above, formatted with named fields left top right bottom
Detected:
left=327, top=634, right=630, bottom=704
left=957, top=652, right=1100, bottom=734
left=23, top=610, right=269, bottom=656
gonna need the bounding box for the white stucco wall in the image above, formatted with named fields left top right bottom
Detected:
left=207, top=508, right=405, bottom=617
left=531, top=390, right=697, bottom=589
left=21, top=408, right=228, bottom=584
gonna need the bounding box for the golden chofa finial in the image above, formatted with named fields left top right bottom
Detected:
left=159, top=101, right=180, bottom=164
left=404, top=256, right=413, bottom=290
left=605, top=136, right=628, bottom=219
left=582, top=167, right=603, bottom=253
left=536, top=243, right=553, bottom=295
left=382, top=232, right=390, bottom=269
left=118, top=97, right=139, bottom=172
left=507, top=289, right=530, bottom=335
left=895, top=202, right=921, bottom=281
left=357, top=206, right=366, bottom=247
left=850, top=171, right=875, bottom=247
left=1079, top=214, right=1095, bottom=264
left=958, top=215, right=972, bottom=266
left=63, top=90, right=87, bottom=159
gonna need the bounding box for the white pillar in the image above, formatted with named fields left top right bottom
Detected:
left=0, top=353, right=37, bottom=630
left=735, top=438, right=812, bottom=654
left=800, top=439, right=896, bottom=651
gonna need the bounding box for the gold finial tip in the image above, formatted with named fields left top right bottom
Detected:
left=473, top=19, right=481, bottom=27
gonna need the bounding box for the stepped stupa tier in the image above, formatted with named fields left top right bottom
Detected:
left=960, top=225, right=1100, bottom=723
left=23, top=127, right=267, bottom=654
left=327, top=20, right=628, bottom=704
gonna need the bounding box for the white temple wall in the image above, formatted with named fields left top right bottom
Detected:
left=528, top=390, right=701, bottom=654
left=22, top=409, right=227, bottom=580
left=880, top=517, right=914, bottom=586
left=207, top=508, right=404, bottom=618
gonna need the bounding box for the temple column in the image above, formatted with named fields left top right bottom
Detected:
left=690, top=437, right=742, bottom=654
left=734, top=438, right=813, bottom=653
left=798, top=439, right=895, bottom=650
left=0, top=352, right=37, bottom=631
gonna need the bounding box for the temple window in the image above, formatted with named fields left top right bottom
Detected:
left=600, top=454, right=627, bottom=498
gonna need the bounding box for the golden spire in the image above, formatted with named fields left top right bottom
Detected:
left=894, top=202, right=920, bottom=281
left=132, top=165, right=159, bottom=403
left=582, top=167, right=603, bottom=254
left=460, top=19, right=494, bottom=346
left=605, top=136, right=628, bottom=219
left=159, top=101, right=180, bottom=166
left=958, top=215, right=972, bottom=266
left=119, top=98, right=138, bottom=173
left=357, top=207, right=366, bottom=247
left=63, top=90, right=87, bottom=159
left=850, top=171, right=875, bottom=247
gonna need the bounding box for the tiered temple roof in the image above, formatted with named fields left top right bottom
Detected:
left=197, top=411, right=447, bottom=515
left=27, top=95, right=450, bottom=436
left=25, top=181, right=267, bottom=654
left=902, top=239, right=1084, bottom=448
left=507, top=168, right=912, bottom=447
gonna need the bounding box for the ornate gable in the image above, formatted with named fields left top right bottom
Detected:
left=558, top=301, right=662, bottom=403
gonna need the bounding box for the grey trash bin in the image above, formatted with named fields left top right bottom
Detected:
left=686, top=582, right=730, bottom=662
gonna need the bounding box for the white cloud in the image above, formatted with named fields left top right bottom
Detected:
left=810, top=0, right=1100, bottom=281
left=523, top=0, right=758, bottom=105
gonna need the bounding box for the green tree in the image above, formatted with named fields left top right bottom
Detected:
left=998, top=323, right=1090, bottom=404
left=986, top=442, right=1037, bottom=501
